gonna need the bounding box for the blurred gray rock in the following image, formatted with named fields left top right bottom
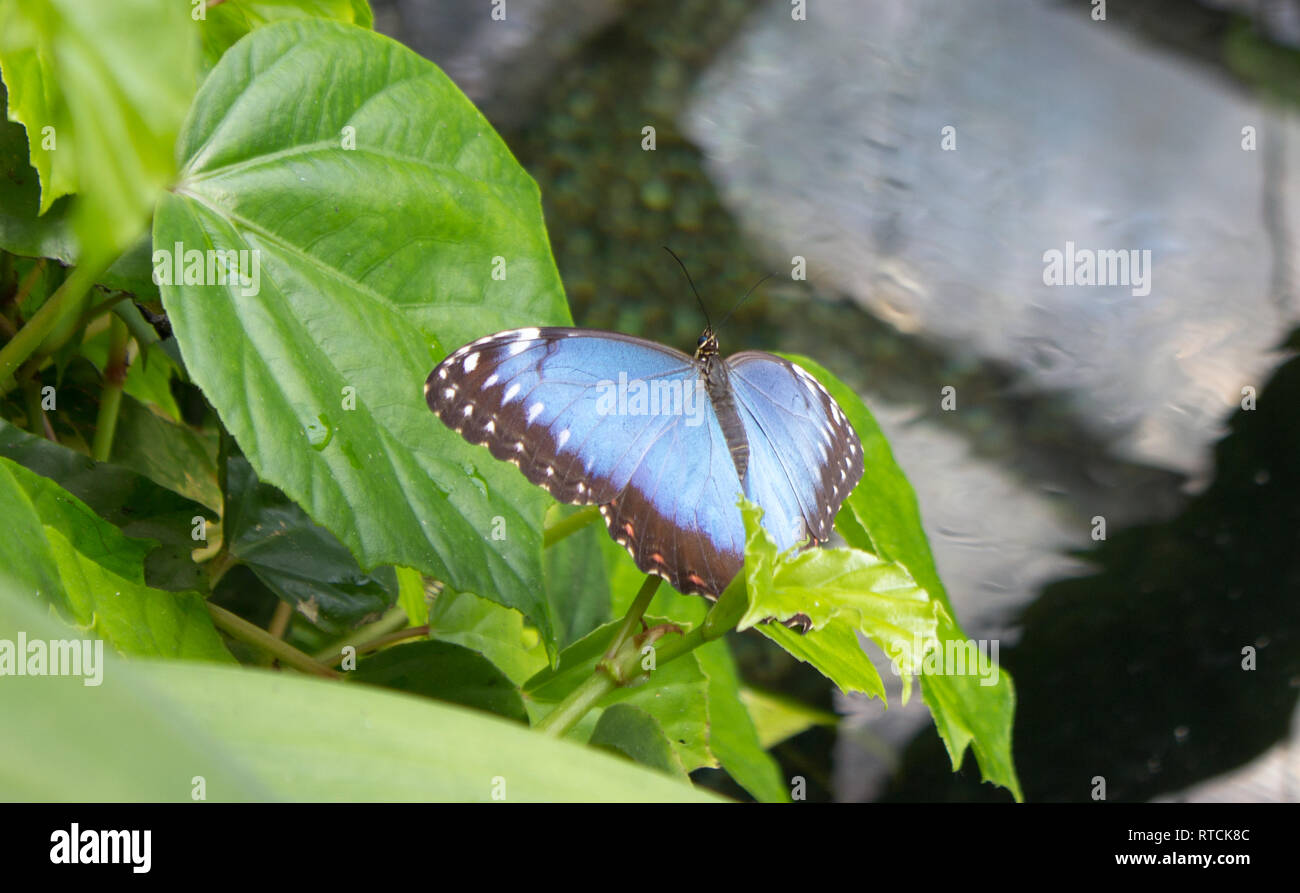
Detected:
left=1203, top=0, right=1300, bottom=49
left=685, top=0, right=1300, bottom=480
left=373, top=0, right=626, bottom=129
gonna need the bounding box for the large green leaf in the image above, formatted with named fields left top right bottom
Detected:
left=786, top=353, right=1022, bottom=801
left=0, top=575, right=716, bottom=802
left=155, top=20, right=571, bottom=658
left=0, top=0, right=197, bottom=258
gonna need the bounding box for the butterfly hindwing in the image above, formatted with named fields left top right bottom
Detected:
left=726, top=351, right=864, bottom=549
left=599, top=395, right=745, bottom=597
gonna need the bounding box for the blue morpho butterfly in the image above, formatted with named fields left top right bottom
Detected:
left=424, top=260, right=864, bottom=627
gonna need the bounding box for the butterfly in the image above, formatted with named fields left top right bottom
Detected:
left=424, top=321, right=865, bottom=618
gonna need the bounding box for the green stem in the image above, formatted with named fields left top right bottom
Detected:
left=19, top=360, right=54, bottom=441
left=543, top=506, right=600, bottom=547
left=0, top=258, right=103, bottom=394
left=205, top=548, right=236, bottom=588
left=90, top=314, right=129, bottom=462
left=535, top=574, right=705, bottom=739
left=111, top=299, right=160, bottom=351
left=602, top=575, right=660, bottom=662
left=313, top=606, right=417, bottom=665
left=533, top=672, right=615, bottom=736
left=207, top=602, right=342, bottom=680
left=267, top=600, right=293, bottom=640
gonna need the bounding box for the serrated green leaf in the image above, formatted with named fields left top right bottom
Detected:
left=783, top=353, right=1022, bottom=800
left=428, top=587, right=547, bottom=687
left=589, top=703, right=688, bottom=779
left=350, top=639, right=527, bottom=723
left=0, top=455, right=230, bottom=661
left=695, top=638, right=788, bottom=802
left=740, top=498, right=937, bottom=703
left=0, top=575, right=716, bottom=802
left=0, top=454, right=153, bottom=583
left=155, top=20, right=571, bottom=660
left=755, top=619, right=885, bottom=700
left=45, top=526, right=232, bottom=662
left=0, top=455, right=64, bottom=604
left=223, top=456, right=396, bottom=634
left=921, top=613, right=1020, bottom=799
left=0, top=0, right=197, bottom=258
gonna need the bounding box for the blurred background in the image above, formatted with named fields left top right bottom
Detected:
left=372, top=0, right=1300, bottom=801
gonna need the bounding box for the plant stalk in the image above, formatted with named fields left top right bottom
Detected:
left=207, top=602, right=342, bottom=680
left=543, top=506, right=600, bottom=547
left=0, top=257, right=105, bottom=393
left=90, top=314, right=130, bottom=462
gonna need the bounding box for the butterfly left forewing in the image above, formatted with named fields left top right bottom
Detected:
left=425, top=327, right=692, bottom=505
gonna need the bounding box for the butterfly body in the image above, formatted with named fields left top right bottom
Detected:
left=425, top=326, right=864, bottom=603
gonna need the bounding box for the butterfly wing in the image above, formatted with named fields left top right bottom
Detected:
left=425, top=327, right=746, bottom=596
left=726, top=351, right=864, bottom=550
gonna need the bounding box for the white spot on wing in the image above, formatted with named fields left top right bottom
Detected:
left=503, top=383, right=521, bottom=402
left=557, top=429, right=570, bottom=448
left=463, top=352, right=479, bottom=373
left=527, top=401, right=545, bottom=422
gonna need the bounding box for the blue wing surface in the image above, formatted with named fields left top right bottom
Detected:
left=726, top=351, right=864, bottom=550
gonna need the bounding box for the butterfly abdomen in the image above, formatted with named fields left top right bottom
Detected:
left=703, top=358, right=751, bottom=485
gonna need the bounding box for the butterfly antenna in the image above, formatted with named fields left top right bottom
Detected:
left=663, top=246, right=711, bottom=329
left=718, top=273, right=772, bottom=329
